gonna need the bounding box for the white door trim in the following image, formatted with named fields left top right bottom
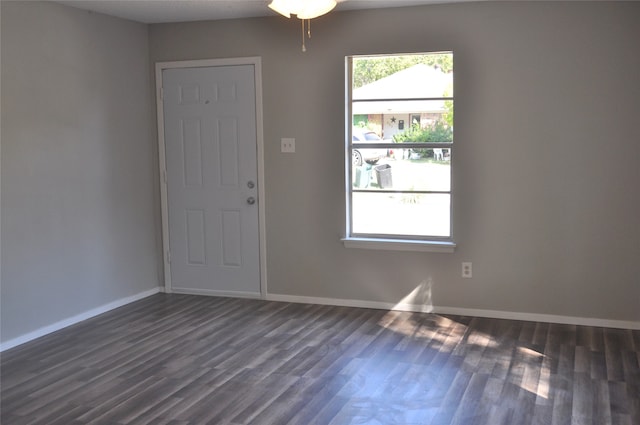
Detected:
left=155, top=57, right=267, bottom=298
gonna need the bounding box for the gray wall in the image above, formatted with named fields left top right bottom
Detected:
left=150, top=2, right=640, bottom=323
left=1, top=1, right=638, bottom=345
left=1, top=1, right=159, bottom=343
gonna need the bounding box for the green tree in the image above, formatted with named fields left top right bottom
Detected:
left=353, top=53, right=452, bottom=89
left=442, top=90, right=454, bottom=128
left=393, top=120, right=452, bottom=158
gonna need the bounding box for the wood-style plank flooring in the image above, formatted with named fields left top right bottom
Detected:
left=1, top=294, right=639, bottom=425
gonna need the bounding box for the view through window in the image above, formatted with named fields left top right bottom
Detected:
left=346, top=52, right=454, bottom=242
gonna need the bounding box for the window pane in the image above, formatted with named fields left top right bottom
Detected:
left=348, top=52, right=454, bottom=242
left=351, top=108, right=453, bottom=143
left=352, top=55, right=453, bottom=98
left=352, top=192, right=450, bottom=237
left=352, top=149, right=450, bottom=191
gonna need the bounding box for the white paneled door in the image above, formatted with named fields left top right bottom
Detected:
left=161, top=63, right=261, bottom=296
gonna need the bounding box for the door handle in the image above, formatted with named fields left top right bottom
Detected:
left=247, top=197, right=256, bottom=205
left=247, top=181, right=255, bottom=189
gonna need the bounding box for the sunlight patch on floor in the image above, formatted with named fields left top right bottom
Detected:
left=378, top=289, right=552, bottom=401
left=391, top=279, right=434, bottom=313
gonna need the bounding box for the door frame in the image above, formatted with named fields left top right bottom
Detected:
left=155, top=57, right=267, bottom=298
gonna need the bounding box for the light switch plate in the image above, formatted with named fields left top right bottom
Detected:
left=281, top=138, right=295, bottom=153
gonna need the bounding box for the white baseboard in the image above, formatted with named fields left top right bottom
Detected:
left=170, top=287, right=262, bottom=300
left=265, top=293, right=434, bottom=313
left=3, top=289, right=636, bottom=352
left=0, top=287, right=161, bottom=352
left=266, top=293, right=640, bottom=330
left=433, top=306, right=640, bottom=330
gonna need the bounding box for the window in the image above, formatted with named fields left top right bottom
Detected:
left=344, top=52, right=455, bottom=252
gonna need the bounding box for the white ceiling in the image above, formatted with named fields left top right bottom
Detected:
left=54, top=0, right=472, bottom=24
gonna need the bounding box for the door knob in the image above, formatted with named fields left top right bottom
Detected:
left=247, top=181, right=255, bottom=189
left=247, top=197, right=256, bottom=205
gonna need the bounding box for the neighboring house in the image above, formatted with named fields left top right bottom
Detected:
left=352, top=64, right=452, bottom=139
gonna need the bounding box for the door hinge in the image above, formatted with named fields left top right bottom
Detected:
left=166, top=250, right=171, bottom=263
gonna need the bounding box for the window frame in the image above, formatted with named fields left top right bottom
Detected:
left=343, top=53, right=456, bottom=253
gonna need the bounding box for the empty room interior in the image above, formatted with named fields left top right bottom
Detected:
left=1, top=1, right=639, bottom=424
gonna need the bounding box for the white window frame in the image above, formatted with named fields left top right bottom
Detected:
left=342, top=53, right=456, bottom=253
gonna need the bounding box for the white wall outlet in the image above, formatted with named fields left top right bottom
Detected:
left=281, top=138, right=295, bottom=153
left=462, top=262, right=472, bottom=278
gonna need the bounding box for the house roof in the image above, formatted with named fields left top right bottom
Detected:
left=352, top=64, right=452, bottom=114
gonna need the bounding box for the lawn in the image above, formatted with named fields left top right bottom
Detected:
left=351, top=156, right=451, bottom=237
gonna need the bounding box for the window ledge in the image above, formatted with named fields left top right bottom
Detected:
left=342, top=237, right=456, bottom=253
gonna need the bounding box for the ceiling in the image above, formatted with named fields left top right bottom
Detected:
left=54, top=0, right=472, bottom=24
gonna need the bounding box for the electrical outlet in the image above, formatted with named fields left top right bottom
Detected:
left=281, top=138, right=295, bottom=153
left=462, top=262, right=472, bottom=278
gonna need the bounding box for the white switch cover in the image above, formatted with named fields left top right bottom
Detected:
left=281, top=138, right=295, bottom=153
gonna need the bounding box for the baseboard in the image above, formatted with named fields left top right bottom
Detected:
left=265, top=293, right=434, bottom=313
left=266, top=293, right=640, bottom=330
left=170, top=287, right=262, bottom=299
left=3, top=289, right=635, bottom=352
left=0, top=287, right=161, bottom=352
left=433, top=306, right=640, bottom=330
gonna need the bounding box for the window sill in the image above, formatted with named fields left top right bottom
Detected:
left=342, top=237, right=456, bottom=253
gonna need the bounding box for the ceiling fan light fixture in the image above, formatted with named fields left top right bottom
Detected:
left=268, top=0, right=337, bottom=20
left=269, top=0, right=337, bottom=52
left=268, top=0, right=292, bottom=18
left=298, top=0, right=337, bottom=19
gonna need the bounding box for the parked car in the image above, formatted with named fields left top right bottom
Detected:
left=352, top=128, right=389, bottom=166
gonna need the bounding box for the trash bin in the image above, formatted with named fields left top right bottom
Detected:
left=353, top=163, right=372, bottom=188
left=375, top=164, right=393, bottom=188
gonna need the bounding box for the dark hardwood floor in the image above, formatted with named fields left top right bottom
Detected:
left=1, top=294, right=638, bottom=425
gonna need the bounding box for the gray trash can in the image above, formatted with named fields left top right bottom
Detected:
left=375, top=164, right=393, bottom=188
